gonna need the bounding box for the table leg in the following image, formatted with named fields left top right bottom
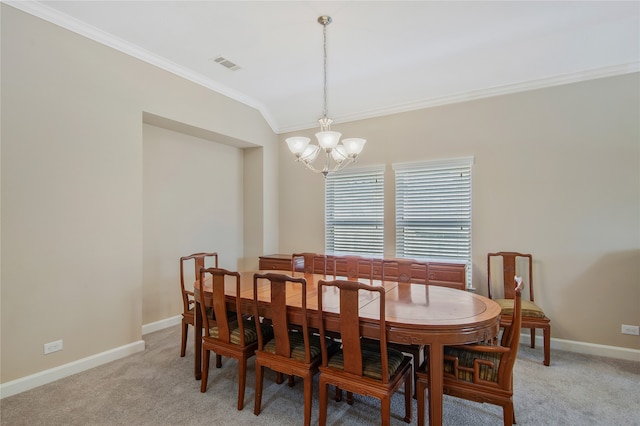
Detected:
left=428, top=342, right=444, bottom=426
left=194, top=301, right=202, bottom=380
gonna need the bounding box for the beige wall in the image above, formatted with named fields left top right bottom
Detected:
left=279, top=73, right=640, bottom=350
left=1, top=5, right=278, bottom=383
left=142, top=124, right=244, bottom=325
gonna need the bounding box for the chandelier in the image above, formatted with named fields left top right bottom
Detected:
left=285, top=16, right=366, bottom=177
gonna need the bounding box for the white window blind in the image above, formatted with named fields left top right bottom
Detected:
left=325, top=166, right=385, bottom=256
left=394, top=157, right=473, bottom=283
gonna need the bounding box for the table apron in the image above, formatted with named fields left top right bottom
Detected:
left=248, top=299, right=499, bottom=346
left=387, top=322, right=500, bottom=346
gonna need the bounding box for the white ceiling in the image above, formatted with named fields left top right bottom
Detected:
left=9, top=1, right=640, bottom=134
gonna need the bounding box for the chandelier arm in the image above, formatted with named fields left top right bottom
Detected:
left=332, top=158, right=353, bottom=174
left=302, top=160, right=326, bottom=174
left=297, top=153, right=358, bottom=175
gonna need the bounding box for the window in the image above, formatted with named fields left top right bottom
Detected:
left=325, top=166, right=385, bottom=256
left=394, top=157, right=473, bottom=284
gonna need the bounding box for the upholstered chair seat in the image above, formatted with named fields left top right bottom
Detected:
left=327, top=344, right=406, bottom=381
left=495, top=298, right=545, bottom=318
left=262, top=330, right=340, bottom=361
left=209, top=316, right=272, bottom=345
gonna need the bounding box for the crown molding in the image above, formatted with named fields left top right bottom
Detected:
left=7, top=1, right=638, bottom=136
left=279, top=62, right=640, bottom=134
left=4, top=0, right=280, bottom=132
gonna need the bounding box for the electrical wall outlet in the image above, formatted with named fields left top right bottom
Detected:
left=621, top=324, right=640, bottom=336
left=44, top=340, right=63, bottom=354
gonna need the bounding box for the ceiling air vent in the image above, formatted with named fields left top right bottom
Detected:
left=211, top=56, right=241, bottom=71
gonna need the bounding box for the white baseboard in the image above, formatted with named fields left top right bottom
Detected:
left=0, top=340, right=145, bottom=399
left=520, top=332, right=640, bottom=362
left=3, top=319, right=637, bottom=400
left=141, top=315, right=182, bottom=335
left=0, top=317, right=179, bottom=399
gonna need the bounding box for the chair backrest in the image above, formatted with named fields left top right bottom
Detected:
left=381, top=258, right=429, bottom=284
left=318, top=279, right=392, bottom=383
left=253, top=272, right=311, bottom=362
left=332, top=255, right=374, bottom=280
left=497, top=276, right=524, bottom=387
left=291, top=252, right=328, bottom=275
left=487, top=251, right=534, bottom=301
left=198, top=267, right=246, bottom=344
left=180, top=252, right=218, bottom=312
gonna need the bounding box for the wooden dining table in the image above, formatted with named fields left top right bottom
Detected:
left=193, top=270, right=501, bottom=426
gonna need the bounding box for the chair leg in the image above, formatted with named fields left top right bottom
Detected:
left=303, top=375, right=313, bottom=426
left=346, top=391, right=354, bottom=405
left=333, top=387, right=354, bottom=404
left=319, top=380, right=328, bottom=426
left=180, top=322, right=188, bottom=357
left=288, top=375, right=296, bottom=387
left=404, top=370, right=412, bottom=423
left=237, top=356, right=247, bottom=410
left=503, top=402, right=514, bottom=426
left=381, top=396, right=391, bottom=426
left=334, top=386, right=342, bottom=402
left=411, top=347, right=422, bottom=399
left=200, top=348, right=210, bottom=393
left=543, top=326, right=551, bottom=366
left=254, top=364, right=264, bottom=416
left=530, top=328, right=536, bottom=348
left=416, top=378, right=427, bottom=426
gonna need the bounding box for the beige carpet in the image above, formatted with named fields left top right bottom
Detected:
left=1, top=325, right=639, bottom=425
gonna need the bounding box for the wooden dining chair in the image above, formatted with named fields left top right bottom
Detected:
left=416, top=276, right=524, bottom=426
left=381, top=258, right=429, bottom=285
left=317, top=279, right=412, bottom=426
left=381, top=258, right=430, bottom=397
left=252, top=273, right=340, bottom=425
left=332, top=255, right=374, bottom=281
left=291, top=252, right=328, bottom=275
left=488, top=251, right=551, bottom=366
left=326, top=254, right=374, bottom=395
left=179, top=252, right=218, bottom=357
left=198, top=267, right=273, bottom=410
